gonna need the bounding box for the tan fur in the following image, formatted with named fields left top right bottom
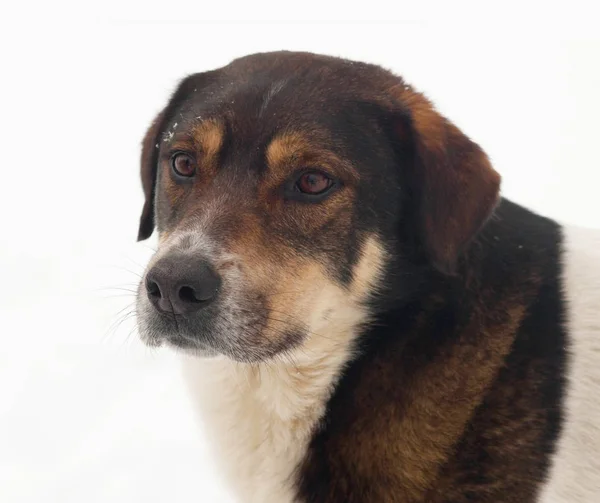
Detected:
left=191, top=119, right=224, bottom=160
left=221, top=210, right=358, bottom=351
left=181, top=236, right=386, bottom=503
left=265, top=131, right=307, bottom=169
left=264, top=131, right=359, bottom=191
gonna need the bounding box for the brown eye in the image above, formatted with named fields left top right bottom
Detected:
left=171, top=153, right=196, bottom=177
left=296, top=171, right=333, bottom=195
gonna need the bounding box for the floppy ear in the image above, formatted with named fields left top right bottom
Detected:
left=396, top=90, right=501, bottom=274
left=138, top=110, right=165, bottom=241
left=136, top=72, right=216, bottom=241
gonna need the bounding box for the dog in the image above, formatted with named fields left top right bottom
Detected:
left=135, top=52, right=600, bottom=502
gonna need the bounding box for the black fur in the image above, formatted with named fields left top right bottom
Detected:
left=296, top=199, right=567, bottom=502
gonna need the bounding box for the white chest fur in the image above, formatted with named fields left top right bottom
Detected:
left=181, top=350, right=348, bottom=503
left=538, top=225, right=600, bottom=502
left=180, top=238, right=385, bottom=503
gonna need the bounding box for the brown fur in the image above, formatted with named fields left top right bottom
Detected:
left=391, top=86, right=501, bottom=274
left=298, top=254, right=554, bottom=502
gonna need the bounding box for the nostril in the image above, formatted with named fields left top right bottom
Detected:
left=146, top=258, right=220, bottom=314
left=146, top=279, right=162, bottom=299
left=178, top=285, right=203, bottom=304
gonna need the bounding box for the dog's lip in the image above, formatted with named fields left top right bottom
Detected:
left=165, top=331, right=212, bottom=351
left=141, top=326, right=215, bottom=354
left=167, top=334, right=194, bottom=346
left=164, top=333, right=221, bottom=358
left=142, top=335, right=164, bottom=348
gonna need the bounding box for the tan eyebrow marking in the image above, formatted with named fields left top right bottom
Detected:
left=191, top=119, right=225, bottom=158
left=266, top=131, right=308, bottom=168
left=266, top=130, right=359, bottom=187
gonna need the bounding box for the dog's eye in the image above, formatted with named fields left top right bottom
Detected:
left=171, top=153, right=196, bottom=178
left=296, top=171, right=333, bottom=195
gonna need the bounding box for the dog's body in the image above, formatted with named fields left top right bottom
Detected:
left=135, top=52, right=600, bottom=502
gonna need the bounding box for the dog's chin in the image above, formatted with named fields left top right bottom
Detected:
left=138, top=328, right=216, bottom=356
left=138, top=325, right=269, bottom=363
left=163, top=335, right=221, bottom=358
left=144, top=329, right=302, bottom=364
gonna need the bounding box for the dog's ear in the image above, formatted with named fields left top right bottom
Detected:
left=393, top=89, right=501, bottom=274
left=137, top=72, right=215, bottom=241
left=138, top=110, right=165, bottom=241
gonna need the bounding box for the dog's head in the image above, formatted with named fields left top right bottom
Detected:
left=135, top=52, right=500, bottom=362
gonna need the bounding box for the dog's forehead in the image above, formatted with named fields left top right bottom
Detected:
left=170, top=53, right=391, bottom=132
left=155, top=53, right=403, bottom=189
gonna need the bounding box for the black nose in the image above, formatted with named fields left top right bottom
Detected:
left=145, top=254, right=221, bottom=315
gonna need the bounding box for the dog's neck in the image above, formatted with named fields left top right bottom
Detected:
left=179, top=199, right=567, bottom=502
left=180, top=272, right=375, bottom=502
left=180, top=346, right=356, bottom=503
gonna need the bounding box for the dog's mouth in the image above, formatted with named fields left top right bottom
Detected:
left=136, top=285, right=308, bottom=362
left=136, top=305, right=228, bottom=357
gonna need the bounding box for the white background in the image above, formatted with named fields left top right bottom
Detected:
left=1, top=2, right=599, bottom=502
